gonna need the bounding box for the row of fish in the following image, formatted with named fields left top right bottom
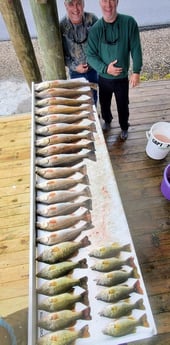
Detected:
left=34, top=79, right=96, bottom=344
left=88, top=242, right=149, bottom=338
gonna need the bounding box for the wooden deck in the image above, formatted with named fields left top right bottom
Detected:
left=0, top=79, right=170, bottom=344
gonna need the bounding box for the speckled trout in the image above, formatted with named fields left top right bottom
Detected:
left=34, top=78, right=97, bottom=91
left=99, top=298, right=145, bottom=319
left=89, top=243, right=131, bottom=258
left=38, top=290, right=89, bottom=312
left=35, top=103, right=92, bottom=115
left=36, top=208, right=91, bottom=231
left=37, top=198, right=92, bottom=217
left=36, top=149, right=96, bottom=167
left=37, top=236, right=91, bottom=263
left=36, top=186, right=92, bottom=204
left=36, top=164, right=87, bottom=179
left=96, top=280, right=143, bottom=303
left=35, top=111, right=94, bottom=125
left=36, top=140, right=95, bottom=156
left=37, top=221, right=93, bottom=246
left=35, top=86, right=92, bottom=99
left=36, top=121, right=96, bottom=136
left=37, top=324, right=90, bottom=345
left=36, top=174, right=89, bottom=192
left=37, top=276, right=88, bottom=296
left=38, top=307, right=91, bottom=331
left=36, top=258, right=87, bottom=280
left=102, top=314, right=149, bottom=337
left=36, top=131, right=94, bottom=146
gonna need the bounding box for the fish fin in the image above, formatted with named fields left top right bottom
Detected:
left=139, top=313, right=150, bottom=328
left=126, top=256, right=135, bottom=268
left=81, top=175, right=90, bottom=185
left=79, top=276, right=88, bottom=290
left=87, top=151, right=96, bottom=162
left=83, top=187, right=92, bottom=198
left=81, top=291, right=89, bottom=307
left=132, top=267, right=140, bottom=279
left=80, top=235, right=91, bottom=248
left=90, top=123, right=97, bottom=133
left=134, top=280, right=144, bottom=295
left=136, top=298, right=145, bottom=310
left=79, top=324, right=90, bottom=338
left=88, top=113, right=95, bottom=121
left=79, top=164, right=87, bottom=176
left=81, top=307, right=92, bottom=320
left=83, top=210, right=92, bottom=224
left=78, top=258, right=88, bottom=269
left=123, top=243, right=131, bottom=252
left=87, top=131, right=94, bottom=141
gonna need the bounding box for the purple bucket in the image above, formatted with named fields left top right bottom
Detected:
left=161, top=164, right=170, bottom=200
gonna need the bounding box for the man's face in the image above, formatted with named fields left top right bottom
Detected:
left=65, top=0, right=85, bottom=24
left=99, top=0, right=118, bottom=22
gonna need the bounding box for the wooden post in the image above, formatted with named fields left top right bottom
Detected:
left=0, top=0, right=42, bottom=89
left=29, top=0, right=66, bottom=80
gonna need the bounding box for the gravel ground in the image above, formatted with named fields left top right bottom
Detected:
left=0, top=27, right=170, bottom=115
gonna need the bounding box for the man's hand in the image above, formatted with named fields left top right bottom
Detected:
left=107, top=60, right=123, bottom=76
left=130, top=73, right=140, bottom=87
left=76, top=63, right=89, bottom=73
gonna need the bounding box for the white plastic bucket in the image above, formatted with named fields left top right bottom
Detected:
left=146, top=122, right=170, bottom=160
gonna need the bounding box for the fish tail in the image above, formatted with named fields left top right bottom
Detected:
left=79, top=164, right=87, bottom=176
left=81, top=291, right=89, bottom=306
left=78, top=258, right=88, bottom=269
left=123, top=243, right=131, bottom=252
left=132, top=267, right=140, bottom=279
left=79, top=324, right=90, bottom=338
left=134, top=280, right=144, bottom=295
left=87, top=131, right=94, bottom=141
left=87, top=150, right=96, bottom=162
left=86, top=141, right=95, bottom=152
left=81, top=307, right=92, bottom=321
left=126, top=256, right=135, bottom=268
left=83, top=210, right=92, bottom=224
left=135, top=298, right=145, bottom=311
left=83, top=198, right=92, bottom=210
left=81, top=175, right=90, bottom=185
left=90, top=123, right=97, bottom=133
left=139, top=314, right=150, bottom=328
left=79, top=276, right=88, bottom=290
left=83, top=187, right=92, bottom=198
left=88, top=113, right=95, bottom=121
left=80, top=235, right=91, bottom=248
left=89, top=82, right=98, bottom=90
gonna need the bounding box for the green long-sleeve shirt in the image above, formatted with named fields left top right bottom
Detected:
left=86, top=13, right=143, bottom=79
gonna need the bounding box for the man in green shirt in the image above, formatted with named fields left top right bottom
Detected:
left=86, top=0, right=142, bottom=139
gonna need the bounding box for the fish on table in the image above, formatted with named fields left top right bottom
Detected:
left=91, top=256, right=135, bottom=272
left=95, top=267, right=139, bottom=286
left=99, top=298, right=145, bottom=319
left=36, top=258, right=88, bottom=280
left=89, top=242, right=131, bottom=258
left=35, top=111, right=94, bottom=125
left=36, top=131, right=94, bottom=147
left=35, top=174, right=90, bottom=192
left=35, top=86, right=92, bottom=99
left=95, top=280, right=143, bottom=303
left=35, top=121, right=96, bottom=136
left=37, top=324, right=90, bottom=345
left=37, top=307, right=91, bottom=331
left=37, top=275, right=88, bottom=296
left=36, top=222, right=91, bottom=246
left=37, top=197, right=92, bottom=217
left=35, top=103, right=92, bottom=115
left=36, top=185, right=92, bottom=204
left=37, top=236, right=91, bottom=263
left=35, top=149, right=96, bottom=167
left=38, top=290, right=89, bottom=312
left=36, top=208, right=92, bottom=231
left=36, top=164, right=87, bottom=179
left=36, top=140, right=95, bottom=156
left=35, top=95, right=92, bottom=107
left=34, top=77, right=97, bottom=91
left=102, top=314, right=149, bottom=337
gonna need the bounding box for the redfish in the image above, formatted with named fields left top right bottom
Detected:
left=38, top=290, right=89, bottom=312
left=36, top=131, right=94, bottom=146
left=35, top=111, right=94, bottom=125
left=35, top=103, right=91, bottom=115
left=37, top=221, right=93, bottom=246
left=89, top=243, right=131, bottom=259
left=38, top=307, right=91, bottom=331
left=99, top=298, right=145, bottom=319
left=35, top=95, right=91, bottom=107
left=37, top=324, right=90, bottom=345
left=95, top=267, right=139, bottom=286
left=35, top=86, right=92, bottom=99
left=36, top=258, right=88, bottom=280
left=37, top=236, right=91, bottom=263
left=36, top=208, right=91, bottom=231
left=35, top=149, right=96, bottom=167
left=36, top=121, right=96, bottom=136
left=36, top=164, right=87, bottom=179
left=91, top=256, right=135, bottom=272
left=36, top=174, right=89, bottom=192
left=37, top=276, right=88, bottom=296
left=36, top=186, right=92, bottom=204
left=36, top=140, right=95, bottom=156
left=96, top=280, right=143, bottom=303
left=37, top=198, right=92, bottom=217
left=34, top=78, right=97, bottom=91
left=102, top=314, right=149, bottom=337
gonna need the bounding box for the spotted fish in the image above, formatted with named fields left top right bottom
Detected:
left=36, top=186, right=92, bottom=204
left=35, top=86, right=92, bottom=99
left=36, top=149, right=96, bottom=167
left=35, top=103, right=92, bottom=115
left=37, top=276, right=88, bottom=296
left=36, top=131, right=94, bottom=146
left=96, top=280, right=143, bottom=303
left=34, top=78, right=97, bottom=91
left=89, top=242, right=131, bottom=259
left=91, top=256, right=135, bottom=272
left=36, top=121, right=96, bottom=136
left=36, top=164, right=87, bottom=179
left=35, top=95, right=92, bottom=107
left=36, top=174, right=89, bottom=192
left=99, top=298, right=145, bottom=319
left=95, top=267, right=139, bottom=286
left=35, top=111, right=94, bottom=125
left=36, top=140, right=95, bottom=156
left=102, top=314, right=149, bottom=337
